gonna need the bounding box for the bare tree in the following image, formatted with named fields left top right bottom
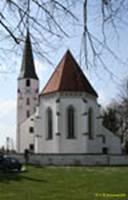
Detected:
left=0, top=0, right=127, bottom=77
left=102, top=78, right=128, bottom=153
left=102, top=106, right=119, bottom=134
left=81, top=0, right=128, bottom=79
left=0, top=0, right=79, bottom=73
left=117, top=79, right=128, bottom=147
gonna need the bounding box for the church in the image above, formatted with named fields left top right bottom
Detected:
left=17, top=31, right=121, bottom=154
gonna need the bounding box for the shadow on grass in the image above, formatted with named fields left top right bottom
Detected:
left=0, top=169, right=47, bottom=184
left=21, top=175, right=47, bottom=183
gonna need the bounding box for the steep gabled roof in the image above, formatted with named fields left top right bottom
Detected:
left=42, top=50, right=98, bottom=97
left=18, top=30, right=38, bottom=80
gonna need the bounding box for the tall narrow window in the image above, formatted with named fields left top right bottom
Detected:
left=67, top=105, right=75, bottom=139
left=29, top=126, right=34, bottom=133
left=29, top=144, right=34, bottom=152
left=26, top=98, right=30, bottom=105
left=26, top=79, right=30, bottom=87
left=47, top=108, right=53, bottom=139
left=26, top=110, right=30, bottom=118
left=88, top=107, right=93, bottom=139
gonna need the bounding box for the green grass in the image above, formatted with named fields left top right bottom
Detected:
left=0, top=166, right=128, bottom=200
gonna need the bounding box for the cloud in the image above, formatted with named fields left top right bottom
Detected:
left=0, top=99, right=16, bottom=148
left=35, top=59, right=54, bottom=90
left=0, top=123, right=16, bottom=149
left=0, top=99, right=16, bottom=119
left=98, top=90, right=110, bottom=107
left=35, top=59, right=49, bottom=77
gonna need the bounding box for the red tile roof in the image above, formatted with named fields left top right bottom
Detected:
left=42, top=50, right=98, bottom=97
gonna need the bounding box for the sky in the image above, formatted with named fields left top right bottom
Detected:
left=0, top=1, right=128, bottom=148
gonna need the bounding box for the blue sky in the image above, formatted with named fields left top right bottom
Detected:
left=0, top=1, right=128, bottom=148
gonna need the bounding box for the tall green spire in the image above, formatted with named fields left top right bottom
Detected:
left=18, top=30, right=38, bottom=80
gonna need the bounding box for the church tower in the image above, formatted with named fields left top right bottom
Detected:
left=17, top=30, right=39, bottom=152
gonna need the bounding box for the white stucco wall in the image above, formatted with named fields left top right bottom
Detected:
left=18, top=90, right=121, bottom=154
left=12, top=154, right=128, bottom=166
left=17, top=78, right=39, bottom=152
left=35, top=93, right=60, bottom=153
left=17, top=79, right=39, bottom=123
left=57, top=92, right=96, bottom=153
left=35, top=91, right=121, bottom=154
left=100, top=127, right=121, bottom=154
left=19, top=115, right=35, bottom=153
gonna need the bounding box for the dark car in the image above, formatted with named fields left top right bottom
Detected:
left=0, top=155, right=22, bottom=172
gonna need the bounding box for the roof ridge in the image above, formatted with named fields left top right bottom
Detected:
left=58, top=50, right=70, bottom=91
left=42, top=51, right=68, bottom=93
left=74, top=59, right=97, bottom=96
left=42, top=50, right=98, bottom=97
left=66, top=52, right=98, bottom=96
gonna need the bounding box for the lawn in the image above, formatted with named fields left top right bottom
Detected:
left=0, top=166, right=128, bottom=200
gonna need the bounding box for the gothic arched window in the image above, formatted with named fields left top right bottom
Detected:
left=67, top=105, right=75, bottom=139
left=47, top=107, right=53, bottom=139
left=88, top=107, right=93, bottom=139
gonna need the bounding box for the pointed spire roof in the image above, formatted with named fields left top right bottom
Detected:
left=18, top=30, right=38, bottom=80
left=42, top=50, right=98, bottom=97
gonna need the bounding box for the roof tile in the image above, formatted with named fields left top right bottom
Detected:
left=42, top=50, right=98, bottom=97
